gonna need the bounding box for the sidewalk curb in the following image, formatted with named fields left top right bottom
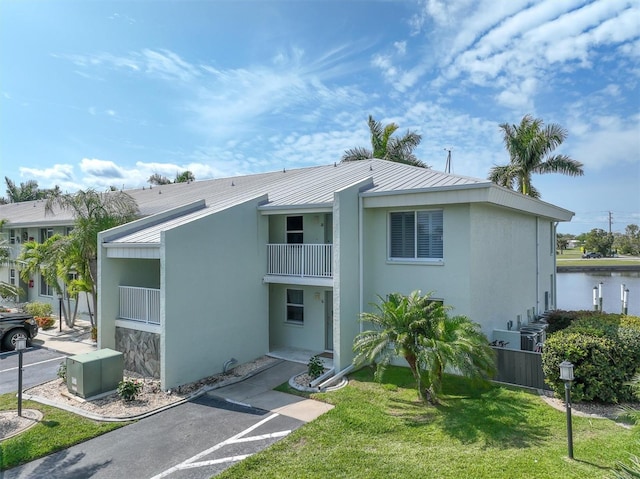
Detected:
left=23, top=359, right=288, bottom=422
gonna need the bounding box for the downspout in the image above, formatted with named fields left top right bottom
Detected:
left=317, top=364, right=354, bottom=389
left=535, top=217, right=540, bottom=316
left=359, top=194, right=364, bottom=333
left=553, top=221, right=559, bottom=310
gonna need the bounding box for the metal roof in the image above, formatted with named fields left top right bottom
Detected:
left=0, top=160, right=573, bottom=246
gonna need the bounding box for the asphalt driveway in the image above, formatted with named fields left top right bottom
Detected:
left=6, top=394, right=304, bottom=479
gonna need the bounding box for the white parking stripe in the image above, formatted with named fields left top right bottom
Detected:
left=178, top=454, right=252, bottom=469
left=149, top=413, right=287, bottom=479
left=0, top=356, right=65, bottom=373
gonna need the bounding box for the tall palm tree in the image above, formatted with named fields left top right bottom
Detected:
left=489, top=115, right=584, bottom=198
left=45, top=189, right=139, bottom=326
left=342, top=115, right=428, bottom=168
left=353, top=290, right=495, bottom=404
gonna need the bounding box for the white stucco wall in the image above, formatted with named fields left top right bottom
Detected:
left=362, top=204, right=473, bottom=316
left=333, top=181, right=367, bottom=371
left=268, top=213, right=329, bottom=244
left=161, top=197, right=269, bottom=389
left=268, top=284, right=329, bottom=352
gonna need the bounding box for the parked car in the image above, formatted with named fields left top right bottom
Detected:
left=582, top=252, right=603, bottom=258
left=0, top=313, right=38, bottom=351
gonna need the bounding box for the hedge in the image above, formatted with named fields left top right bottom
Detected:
left=542, top=312, right=640, bottom=403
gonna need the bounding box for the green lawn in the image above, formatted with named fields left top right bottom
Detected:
left=557, top=248, right=640, bottom=267
left=220, top=367, right=638, bottom=479
left=0, top=394, right=127, bottom=470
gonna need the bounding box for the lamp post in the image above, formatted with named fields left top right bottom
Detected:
left=58, top=292, right=63, bottom=332
left=592, top=286, right=598, bottom=311
left=559, top=360, right=574, bottom=459
left=16, top=338, right=27, bottom=417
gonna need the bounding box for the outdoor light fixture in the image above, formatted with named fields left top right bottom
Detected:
left=16, top=338, right=27, bottom=417
left=559, top=360, right=574, bottom=459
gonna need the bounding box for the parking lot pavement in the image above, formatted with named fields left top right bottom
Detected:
left=0, top=347, right=67, bottom=394
left=5, top=394, right=305, bottom=479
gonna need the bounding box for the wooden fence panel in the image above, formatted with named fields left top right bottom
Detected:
left=493, top=347, right=550, bottom=390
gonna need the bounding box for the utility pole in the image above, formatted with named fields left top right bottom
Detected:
left=608, top=211, right=613, bottom=234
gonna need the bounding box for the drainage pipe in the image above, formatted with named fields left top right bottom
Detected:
left=317, top=364, right=354, bottom=389
left=309, top=367, right=335, bottom=388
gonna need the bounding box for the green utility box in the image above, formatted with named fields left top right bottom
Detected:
left=66, top=348, right=124, bottom=398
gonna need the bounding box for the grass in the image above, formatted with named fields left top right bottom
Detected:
left=556, top=248, right=640, bottom=267
left=219, top=366, right=638, bottom=479
left=0, top=393, right=127, bottom=470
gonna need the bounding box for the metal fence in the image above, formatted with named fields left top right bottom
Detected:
left=119, top=286, right=161, bottom=325
left=493, top=347, right=550, bottom=390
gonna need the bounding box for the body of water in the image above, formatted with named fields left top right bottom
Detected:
left=556, top=271, right=640, bottom=316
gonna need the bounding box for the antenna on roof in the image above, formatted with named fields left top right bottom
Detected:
left=444, top=148, right=452, bottom=174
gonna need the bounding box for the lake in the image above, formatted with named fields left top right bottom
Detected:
left=556, top=271, right=640, bottom=316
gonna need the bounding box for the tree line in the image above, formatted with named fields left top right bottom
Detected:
left=558, top=226, right=640, bottom=256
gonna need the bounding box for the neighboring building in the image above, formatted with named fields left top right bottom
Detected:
left=0, top=160, right=574, bottom=389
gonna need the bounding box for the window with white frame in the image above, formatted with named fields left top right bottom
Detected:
left=286, top=289, right=304, bottom=324
left=40, top=274, right=54, bottom=296
left=389, top=210, right=443, bottom=260
left=286, top=216, right=303, bottom=244
left=9, top=230, right=16, bottom=244
left=40, top=228, right=54, bottom=243
left=10, top=269, right=16, bottom=285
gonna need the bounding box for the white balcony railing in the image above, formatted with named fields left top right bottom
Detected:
left=119, top=286, right=161, bottom=325
left=267, top=244, right=333, bottom=278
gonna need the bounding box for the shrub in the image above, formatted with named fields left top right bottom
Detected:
left=57, top=361, right=67, bottom=381
left=23, top=301, right=53, bottom=318
left=34, top=316, right=56, bottom=329
left=117, top=378, right=143, bottom=401
left=542, top=314, right=640, bottom=403
left=307, top=355, right=325, bottom=379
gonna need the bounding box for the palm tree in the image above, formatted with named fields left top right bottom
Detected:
left=489, top=115, right=584, bottom=198
left=45, top=189, right=139, bottom=326
left=342, top=115, right=428, bottom=168
left=353, top=290, right=495, bottom=404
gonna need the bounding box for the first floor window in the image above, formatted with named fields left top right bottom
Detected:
left=9, top=269, right=15, bottom=285
left=40, top=274, right=53, bottom=296
left=286, top=289, right=304, bottom=324
left=389, top=210, right=443, bottom=260
left=40, top=228, right=54, bottom=243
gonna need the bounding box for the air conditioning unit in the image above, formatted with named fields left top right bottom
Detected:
left=66, top=348, right=124, bottom=398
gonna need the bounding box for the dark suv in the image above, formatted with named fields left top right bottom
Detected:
left=0, top=313, right=38, bottom=351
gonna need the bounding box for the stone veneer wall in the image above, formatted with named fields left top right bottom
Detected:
left=115, top=327, right=160, bottom=378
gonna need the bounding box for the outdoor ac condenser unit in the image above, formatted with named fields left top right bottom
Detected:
left=66, top=348, right=124, bottom=399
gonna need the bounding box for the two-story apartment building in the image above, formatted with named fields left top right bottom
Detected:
left=0, top=160, right=574, bottom=389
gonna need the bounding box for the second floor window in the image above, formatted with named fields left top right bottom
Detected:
left=286, top=216, right=303, bottom=244
left=389, top=210, right=443, bottom=260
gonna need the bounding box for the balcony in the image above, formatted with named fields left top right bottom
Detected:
left=266, top=244, right=333, bottom=281
left=119, top=286, right=161, bottom=325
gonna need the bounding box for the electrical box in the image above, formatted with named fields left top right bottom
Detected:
left=66, top=348, right=124, bottom=398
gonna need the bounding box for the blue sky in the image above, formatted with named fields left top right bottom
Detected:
left=1, top=0, right=638, bottom=235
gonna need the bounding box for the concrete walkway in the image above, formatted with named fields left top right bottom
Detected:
left=212, top=360, right=334, bottom=422
left=30, top=317, right=96, bottom=356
